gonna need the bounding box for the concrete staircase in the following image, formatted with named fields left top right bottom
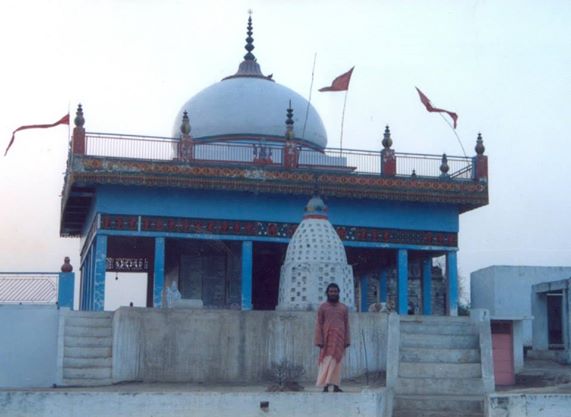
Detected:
left=59, top=311, right=114, bottom=386
left=393, top=316, right=486, bottom=417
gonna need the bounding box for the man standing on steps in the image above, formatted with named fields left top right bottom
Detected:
left=314, top=283, right=350, bottom=392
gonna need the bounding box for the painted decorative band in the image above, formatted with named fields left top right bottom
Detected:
left=100, top=214, right=458, bottom=247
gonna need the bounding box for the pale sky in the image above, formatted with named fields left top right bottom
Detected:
left=0, top=0, right=569, bottom=297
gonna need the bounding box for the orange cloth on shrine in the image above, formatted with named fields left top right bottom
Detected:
left=314, top=301, right=350, bottom=387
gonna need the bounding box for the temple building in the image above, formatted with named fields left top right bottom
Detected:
left=60, top=17, right=489, bottom=315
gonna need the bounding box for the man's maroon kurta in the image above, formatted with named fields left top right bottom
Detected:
left=314, top=301, right=350, bottom=363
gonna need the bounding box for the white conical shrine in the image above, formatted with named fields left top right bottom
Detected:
left=277, top=196, right=355, bottom=311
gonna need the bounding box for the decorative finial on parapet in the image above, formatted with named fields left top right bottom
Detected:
left=74, top=104, right=84, bottom=128
left=475, top=132, right=485, bottom=155
left=61, top=256, right=73, bottom=272
left=285, top=101, right=294, bottom=140
left=440, top=153, right=450, bottom=177
left=244, top=11, right=256, bottom=61
left=382, top=125, right=393, bottom=149
left=180, top=111, right=191, bottom=136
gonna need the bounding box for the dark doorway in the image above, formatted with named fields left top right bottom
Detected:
left=106, top=236, right=154, bottom=307
left=175, top=239, right=241, bottom=308
left=547, top=292, right=563, bottom=348
left=252, top=242, right=287, bottom=310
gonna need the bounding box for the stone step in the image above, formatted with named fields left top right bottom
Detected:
left=65, top=335, right=113, bottom=348
left=400, top=321, right=478, bottom=336
left=399, top=362, right=482, bottom=378
left=65, top=324, right=113, bottom=337
left=396, top=377, right=485, bottom=395
left=64, top=311, right=114, bottom=319
left=400, top=347, right=481, bottom=363
left=394, top=411, right=483, bottom=417
left=400, top=316, right=473, bottom=324
left=64, top=346, right=112, bottom=359
left=63, top=366, right=112, bottom=380
left=60, top=378, right=113, bottom=387
left=394, top=395, right=483, bottom=413
left=63, top=357, right=112, bottom=368
left=401, top=333, right=479, bottom=349
left=65, top=316, right=113, bottom=328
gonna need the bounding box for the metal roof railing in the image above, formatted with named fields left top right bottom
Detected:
left=82, top=133, right=474, bottom=180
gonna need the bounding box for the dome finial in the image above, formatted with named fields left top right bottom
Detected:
left=244, top=11, right=255, bottom=61
left=222, top=12, right=271, bottom=81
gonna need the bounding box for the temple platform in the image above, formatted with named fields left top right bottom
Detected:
left=0, top=382, right=387, bottom=417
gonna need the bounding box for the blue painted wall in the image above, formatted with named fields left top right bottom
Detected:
left=92, top=185, right=459, bottom=233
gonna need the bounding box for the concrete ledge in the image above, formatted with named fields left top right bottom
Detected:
left=112, top=308, right=388, bottom=384
left=487, top=393, right=571, bottom=417
left=527, top=349, right=571, bottom=365
left=0, top=388, right=386, bottom=417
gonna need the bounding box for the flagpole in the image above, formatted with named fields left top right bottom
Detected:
left=302, top=52, right=317, bottom=138
left=438, top=113, right=467, bottom=157
left=339, top=89, right=349, bottom=154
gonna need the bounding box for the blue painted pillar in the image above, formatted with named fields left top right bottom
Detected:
left=82, top=246, right=93, bottom=310
left=93, top=235, right=108, bottom=311
left=241, top=240, right=253, bottom=310
left=153, top=237, right=165, bottom=308
left=397, top=249, right=408, bottom=315
left=446, top=251, right=458, bottom=316
left=379, top=268, right=388, bottom=303
left=360, top=275, right=369, bottom=312
left=88, top=247, right=95, bottom=310
left=422, top=257, right=432, bottom=315
left=80, top=265, right=87, bottom=310
left=58, top=272, right=75, bottom=310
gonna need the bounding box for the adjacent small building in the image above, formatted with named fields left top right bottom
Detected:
left=471, top=265, right=571, bottom=346
left=532, top=277, right=571, bottom=364
left=471, top=265, right=571, bottom=378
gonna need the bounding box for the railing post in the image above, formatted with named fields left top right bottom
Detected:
left=177, top=111, right=194, bottom=162
left=72, top=104, right=85, bottom=155
left=380, top=125, right=396, bottom=176
left=474, top=132, right=488, bottom=181
left=440, top=153, right=450, bottom=178
left=283, top=141, right=299, bottom=168
left=58, top=257, right=75, bottom=309
left=283, top=104, right=299, bottom=168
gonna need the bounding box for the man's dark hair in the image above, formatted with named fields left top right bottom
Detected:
left=325, top=283, right=340, bottom=293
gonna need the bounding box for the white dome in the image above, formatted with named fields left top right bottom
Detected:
left=277, top=198, right=355, bottom=311
left=173, top=77, right=328, bottom=149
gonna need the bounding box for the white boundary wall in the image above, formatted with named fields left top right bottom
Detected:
left=112, top=308, right=388, bottom=383
left=0, top=305, right=60, bottom=388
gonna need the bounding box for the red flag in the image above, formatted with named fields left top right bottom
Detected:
left=415, top=87, right=458, bottom=128
left=319, top=67, right=355, bottom=92
left=5, top=113, right=70, bottom=156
